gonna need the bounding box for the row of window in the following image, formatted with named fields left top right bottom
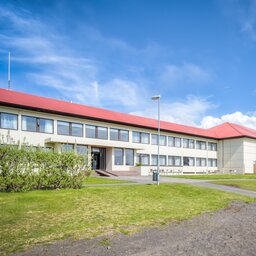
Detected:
left=0, top=112, right=217, bottom=151
left=135, top=153, right=217, bottom=167
left=114, top=148, right=134, bottom=166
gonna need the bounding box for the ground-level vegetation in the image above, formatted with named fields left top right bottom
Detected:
left=83, top=176, right=133, bottom=184
left=0, top=184, right=255, bottom=255
left=167, top=174, right=256, bottom=180
left=212, top=180, right=256, bottom=191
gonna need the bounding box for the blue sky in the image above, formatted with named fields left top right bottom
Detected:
left=1, top=0, right=256, bottom=128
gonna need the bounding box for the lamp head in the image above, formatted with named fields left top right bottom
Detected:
left=151, top=95, right=161, bottom=100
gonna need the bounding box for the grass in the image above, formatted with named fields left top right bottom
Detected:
left=212, top=180, right=256, bottom=191
left=0, top=184, right=255, bottom=255
left=166, top=174, right=256, bottom=180
left=84, top=176, right=132, bottom=184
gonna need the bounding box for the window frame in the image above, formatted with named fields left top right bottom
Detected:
left=114, top=148, right=124, bottom=165
left=132, top=131, right=150, bottom=144
left=110, top=128, right=129, bottom=142
left=0, top=112, right=18, bottom=130
left=22, top=115, right=54, bottom=134
left=125, top=149, right=134, bottom=166
left=168, top=155, right=182, bottom=166
left=208, top=142, right=217, bottom=151
left=168, top=136, right=181, bottom=147
left=58, top=120, right=83, bottom=137
left=136, top=153, right=150, bottom=166
left=196, top=140, right=207, bottom=150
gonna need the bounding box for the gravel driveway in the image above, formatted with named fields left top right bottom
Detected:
left=14, top=201, right=256, bottom=256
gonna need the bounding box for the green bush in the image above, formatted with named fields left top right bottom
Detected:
left=0, top=144, right=91, bottom=192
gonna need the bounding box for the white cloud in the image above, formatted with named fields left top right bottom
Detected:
left=161, top=63, right=212, bottom=86
left=201, top=111, right=256, bottom=129
left=130, top=95, right=215, bottom=126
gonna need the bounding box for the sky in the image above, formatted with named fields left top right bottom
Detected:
left=1, top=0, right=256, bottom=129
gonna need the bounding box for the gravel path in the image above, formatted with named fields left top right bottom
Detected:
left=13, top=201, right=256, bottom=256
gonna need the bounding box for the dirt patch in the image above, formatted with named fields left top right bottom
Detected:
left=13, top=201, right=256, bottom=256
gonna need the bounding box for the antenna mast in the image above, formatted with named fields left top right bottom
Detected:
left=8, top=51, right=11, bottom=90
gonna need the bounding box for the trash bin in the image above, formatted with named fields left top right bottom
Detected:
left=152, top=170, right=159, bottom=182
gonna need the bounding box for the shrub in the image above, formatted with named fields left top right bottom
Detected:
left=0, top=144, right=91, bottom=192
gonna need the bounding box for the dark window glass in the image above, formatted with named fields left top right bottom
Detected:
left=71, top=123, right=83, bottom=137
left=1, top=113, right=18, bottom=130
left=151, top=134, right=158, bottom=145
left=159, top=135, right=166, bottom=146
left=97, top=126, right=108, bottom=139
left=136, top=154, right=150, bottom=165
left=125, top=149, right=134, bottom=165
left=57, top=121, right=69, bottom=135
left=168, top=156, right=182, bottom=166
left=132, top=131, right=140, bottom=143
left=183, top=157, right=195, bottom=166
left=120, top=130, right=129, bottom=142
left=114, top=148, right=123, bottom=165
left=141, top=133, right=149, bottom=144
left=86, top=125, right=96, bottom=138
left=76, top=145, right=88, bottom=155
left=110, top=128, right=119, bottom=140
left=22, top=116, right=37, bottom=132
left=39, top=118, right=53, bottom=133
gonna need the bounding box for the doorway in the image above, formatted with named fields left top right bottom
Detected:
left=91, top=147, right=106, bottom=170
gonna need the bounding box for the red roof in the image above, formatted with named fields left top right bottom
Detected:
left=0, top=88, right=256, bottom=140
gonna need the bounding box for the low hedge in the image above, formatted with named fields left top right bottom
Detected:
left=0, top=144, right=91, bottom=192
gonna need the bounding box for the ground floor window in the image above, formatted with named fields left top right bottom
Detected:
left=151, top=155, right=166, bottom=166
left=183, top=157, right=195, bottom=166
left=76, top=145, right=88, bottom=155
left=168, top=156, right=182, bottom=166
left=61, top=144, right=74, bottom=152
left=114, top=148, right=123, bottom=165
left=125, top=149, right=134, bottom=166
left=196, top=157, right=206, bottom=166
left=208, top=158, right=217, bottom=167
left=136, top=154, right=150, bottom=166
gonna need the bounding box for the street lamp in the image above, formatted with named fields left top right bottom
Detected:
left=151, top=95, right=161, bottom=185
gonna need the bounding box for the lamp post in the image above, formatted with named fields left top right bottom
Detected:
left=151, top=95, right=161, bottom=185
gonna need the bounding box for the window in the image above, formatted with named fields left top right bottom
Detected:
left=196, top=158, right=207, bottom=167
left=0, top=113, right=18, bottom=130
left=183, top=138, right=195, bottom=149
left=22, top=116, right=53, bottom=133
left=151, top=134, right=167, bottom=146
left=71, top=123, right=83, bottom=137
left=208, top=158, right=217, bottom=167
left=86, top=125, right=108, bottom=139
left=132, top=131, right=149, bottom=144
left=114, top=148, right=123, bottom=165
left=136, top=154, right=150, bottom=165
left=61, top=144, right=74, bottom=152
left=86, top=125, right=96, bottom=138
left=151, top=155, right=166, bottom=166
left=183, top=157, right=195, bottom=166
left=168, top=136, right=181, bottom=147
left=110, top=128, right=129, bottom=142
left=76, top=145, right=88, bottom=155
left=168, top=156, right=182, bottom=166
left=97, top=126, right=108, bottom=139
left=196, top=141, right=206, bottom=150
left=57, top=121, right=82, bottom=137
left=125, top=149, right=134, bottom=165
left=208, top=142, right=217, bottom=151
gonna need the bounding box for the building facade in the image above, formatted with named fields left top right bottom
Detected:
left=0, top=88, right=256, bottom=175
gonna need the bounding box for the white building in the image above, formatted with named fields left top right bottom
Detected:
left=0, top=88, right=256, bottom=176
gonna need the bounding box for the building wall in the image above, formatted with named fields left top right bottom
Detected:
left=243, top=138, right=256, bottom=174
left=0, top=105, right=219, bottom=175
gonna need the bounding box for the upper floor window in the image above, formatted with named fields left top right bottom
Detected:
left=0, top=112, right=18, bottom=130
left=136, top=154, right=150, bottom=166
left=22, top=116, right=53, bottom=134
left=208, top=142, right=217, bottom=151
left=196, top=157, right=207, bottom=167
left=132, top=131, right=149, bottom=144
left=168, top=156, right=182, bottom=166
left=183, top=138, right=195, bottom=149
left=151, top=155, right=167, bottom=166
left=183, top=157, right=195, bottom=166
left=168, top=136, right=181, bottom=147
left=151, top=134, right=167, bottom=146
left=110, top=128, right=129, bottom=142
left=57, top=121, right=83, bottom=137
left=196, top=141, right=206, bottom=150
left=85, top=125, right=108, bottom=139
left=208, top=158, right=217, bottom=167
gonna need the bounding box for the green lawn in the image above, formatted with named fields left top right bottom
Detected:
left=212, top=180, right=256, bottom=191
left=167, top=174, right=256, bottom=180
left=0, top=184, right=255, bottom=255
left=84, top=176, right=131, bottom=184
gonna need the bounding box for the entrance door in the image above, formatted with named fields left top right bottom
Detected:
left=91, top=147, right=106, bottom=170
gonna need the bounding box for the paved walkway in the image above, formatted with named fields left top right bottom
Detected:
left=104, top=176, right=256, bottom=198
